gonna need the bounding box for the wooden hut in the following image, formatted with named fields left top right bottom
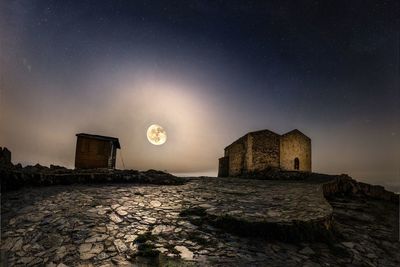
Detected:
left=75, top=133, right=121, bottom=169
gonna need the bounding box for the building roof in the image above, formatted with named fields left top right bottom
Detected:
left=282, top=129, right=310, bottom=140
left=225, top=129, right=279, bottom=150
left=76, top=133, right=121, bottom=149
left=224, top=129, right=310, bottom=150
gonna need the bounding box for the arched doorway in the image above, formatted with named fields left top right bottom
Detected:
left=294, top=157, right=300, bottom=170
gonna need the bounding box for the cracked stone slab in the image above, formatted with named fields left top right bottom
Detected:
left=79, top=243, right=104, bottom=260
left=113, top=239, right=128, bottom=253
left=109, top=213, right=123, bottom=223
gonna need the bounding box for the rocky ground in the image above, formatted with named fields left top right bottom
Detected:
left=1, top=177, right=399, bottom=266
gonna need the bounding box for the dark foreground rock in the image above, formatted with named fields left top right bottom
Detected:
left=1, top=175, right=399, bottom=266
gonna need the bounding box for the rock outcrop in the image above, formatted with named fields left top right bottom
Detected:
left=237, top=167, right=399, bottom=203
left=322, top=174, right=399, bottom=203
left=0, top=147, right=12, bottom=166
left=1, top=163, right=185, bottom=192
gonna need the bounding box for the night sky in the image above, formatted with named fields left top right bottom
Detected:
left=1, top=1, right=399, bottom=190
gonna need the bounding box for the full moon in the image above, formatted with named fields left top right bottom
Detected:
left=146, top=124, right=167, bottom=145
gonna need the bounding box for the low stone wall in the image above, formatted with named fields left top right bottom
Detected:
left=0, top=166, right=186, bottom=192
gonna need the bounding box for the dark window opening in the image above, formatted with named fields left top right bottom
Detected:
left=294, top=158, right=300, bottom=170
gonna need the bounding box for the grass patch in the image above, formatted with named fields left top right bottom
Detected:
left=132, top=231, right=160, bottom=258
left=158, top=254, right=197, bottom=267
left=136, top=243, right=160, bottom=257
left=136, top=231, right=156, bottom=243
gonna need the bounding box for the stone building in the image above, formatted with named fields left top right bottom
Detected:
left=75, top=133, right=121, bottom=169
left=218, top=129, right=311, bottom=177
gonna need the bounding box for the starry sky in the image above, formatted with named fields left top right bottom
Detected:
left=1, top=1, right=399, bottom=191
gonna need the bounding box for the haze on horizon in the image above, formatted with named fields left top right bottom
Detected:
left=0, top=1, right=399, bottom=191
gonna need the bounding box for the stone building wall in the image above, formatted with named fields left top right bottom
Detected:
left=249, top=131, right=280, bottom=172
left=244, top=135, right=253, bottom=171
left=225, top=138, right=246, bottom=176
left=218, top=129, right=312, bottom=177
left=280, top=130, right=311, bottom=172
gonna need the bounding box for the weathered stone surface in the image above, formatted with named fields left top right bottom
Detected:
left=174, top=246, right=194, bottom=260
left=342, top=242, right=355, bottom=249
left=113, top=239, right=128, bottom=253
left=177, top=177, right=334, bottom=241
left=79, top=243, right=104, bottom=260
left=55, top=246, right=67, bottom=259
left=124, top=234, right=137, bottom=243
left=152, top=225, right=174, bottom=235
left=85, top=234, right=108, bottom=243
left=116, top=208, right=128, bottom=216
left=150, top=200, right=161, bottom=207
left=299, top=246, right=315, bottom=255
left=1, top=176, right=399, bottom=266
left=109, top=213, right=123, bottom=223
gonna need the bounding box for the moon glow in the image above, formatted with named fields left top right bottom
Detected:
left=147, top=124, right=167, bottom=145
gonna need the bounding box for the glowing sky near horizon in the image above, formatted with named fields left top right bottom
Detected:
left=0, top=1, right=398, bottom=191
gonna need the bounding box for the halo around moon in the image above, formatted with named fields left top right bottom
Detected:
left=147, top=124, right=167, bottom=145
